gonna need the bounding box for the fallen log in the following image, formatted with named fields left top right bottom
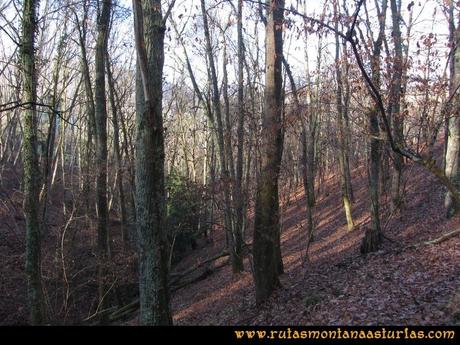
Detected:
left=170, top=250, right=229, bottom=283
left=106, top=251, right=230, bottom=323
left=170, top=260, right=227, bottom=293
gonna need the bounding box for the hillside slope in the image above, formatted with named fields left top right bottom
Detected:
left=171, top=158, right=460, bottom=325
left=0, top=153, right=459, bottom=325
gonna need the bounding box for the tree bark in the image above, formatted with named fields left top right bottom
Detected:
left=22, top=0, right=45, bottom=324
left=334, top=0, right=354, bottom=231
left=106, top=52, right=128, bottom=244
left=361, top=0, right=387, bottom=254
left=389, top=0, right=404, bottom=211
left=234, top=0, right=246, bottom=273
left=445, top=1, right=460, bottom=218
left=253, top=0, right=284, bottom=305
left=94, top=0, right=112, bottom=319
left=133, top=0, right=172, bottom=325
left=75, top=0, right=96, bottom=213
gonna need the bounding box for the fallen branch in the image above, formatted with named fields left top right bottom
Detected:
left=170, top=250, right=228, bottom=282
left=108, top=299, right=139, bottom=322
left=82, top=306, right=118, bottom=323
left=170, top=260, right=227, bottom=292
left=106, top=251, right=230, bottom=323
left=409, top=228, right=460, bottom=249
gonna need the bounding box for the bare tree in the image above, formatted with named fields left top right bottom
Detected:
left=445, top=0, right=460, bottom=218
left=253, top=0, right=285, bottom=305
left=132, top=0, right=174, bottom=325
left=94, top=0, right=112, bottom=318
left=360, top=0, right=388, bottom=254
left=334, top=0, right=354, bottom=231
left=234, top=0, right=246, bottom=272
left=22, top=0, right=45, bottom=324
left=200, top=0, right=242, bottom=273
left=389, top=0, right=404, bottom=211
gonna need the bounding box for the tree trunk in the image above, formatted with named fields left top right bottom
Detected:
left=40, top=31, right=65, bottom=230
left=133, top=0, right=172, bottom=325
left=106, top=52, right=128, bottom=244
left=22, top=0, right=45, bottom=324
left=361, top=0, right=388, bottom=254
left=233, top=0, right=245, bottom=273
left=253, top=0, right=284, bottom=305
left=94, top=0, right=112, bottom=319
left=445, top=1, right=460, bottom=218
left=389, top=0, right=404, bottom=211
left=200, top=0, right=239, bottom=273
left=334, top=0, right=354, bottom=231
left=283, top=57, right=315, bottom=243
left=75, top=0, right=96, bottom=213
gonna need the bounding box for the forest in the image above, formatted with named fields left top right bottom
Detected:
left=0, top=0, right=459, bottom=326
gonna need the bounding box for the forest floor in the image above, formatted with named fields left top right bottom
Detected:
left=169, top=155, right=460, bottom=325
left=0, top=147, right=459, bottom=325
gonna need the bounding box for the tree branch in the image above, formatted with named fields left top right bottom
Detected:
left=0, top=101, right=80, bottom=128
left=162, top=0, right=177, bottom=26
left=248, top=0, right=460, bottom=203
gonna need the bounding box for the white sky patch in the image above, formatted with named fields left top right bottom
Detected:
left=0, top=0, right=452, bottom=95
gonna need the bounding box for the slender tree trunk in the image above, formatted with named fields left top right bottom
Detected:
left=133, top=0, right=172, bottom=325
left=301, top=24, right=317, bottom=243
left=389, top=0, right=404, bottom=211
left=75, top=0, right=96, bottom=213
left=445, top=1, right=460, bottom=218
left=200, top=0, right=239, bottom=273
left=40, top=32, right=65, bottom=230
left=301, top=127, right=314, bottom=241
left=342, top=41, right=354, bottom=204
left=233, top=0, right=245, bottom=272
left=22, top=0, right=45, bottom=324
left=118, top=101, right=136, bottom=227
left=283, top=57, right=315, bottom=243
left=361, top=0, right=387, bottom=254
left=253, top=0, right=284, bottom=305
left=106, top=53, right=128, bottom=244
left=94, top=0, right=112, bottom=318
left=334, top=0, right=354, bottom=231
left=222, top=41, right=235, bottom=183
